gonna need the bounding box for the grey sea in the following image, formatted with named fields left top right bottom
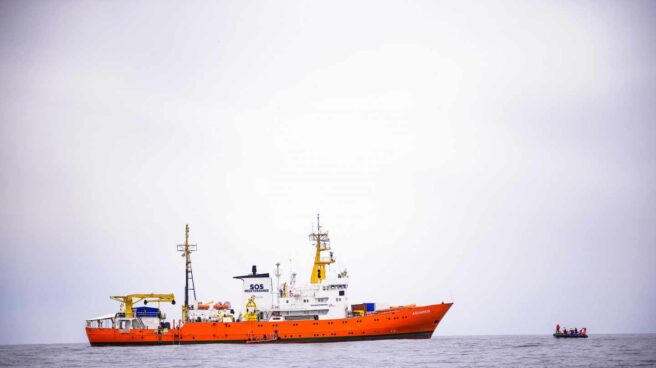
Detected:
left=1, top=334, right=655, bottom=367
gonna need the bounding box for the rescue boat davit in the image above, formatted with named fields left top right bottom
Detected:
left=85, top=216, right=453, bottom=345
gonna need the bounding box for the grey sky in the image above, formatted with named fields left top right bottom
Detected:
left=1, top=1, right=654, bottom=344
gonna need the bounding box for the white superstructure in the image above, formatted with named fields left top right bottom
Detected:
left=234, top=267, right=350, bottom=321
left=234, top=215, right=351, bottom=321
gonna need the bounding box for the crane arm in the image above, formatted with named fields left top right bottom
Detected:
left=110, top=293, right=176, bottom=318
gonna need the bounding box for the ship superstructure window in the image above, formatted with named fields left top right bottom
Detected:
left=339, top=290, right=345, bottom=296
left=326, top=284, right=348, bottom=290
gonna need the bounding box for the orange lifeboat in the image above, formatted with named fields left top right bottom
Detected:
left=213, top=301, right=231, bottom=309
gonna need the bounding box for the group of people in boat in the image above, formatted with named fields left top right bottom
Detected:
left=555, top=324, right=587, bottom=336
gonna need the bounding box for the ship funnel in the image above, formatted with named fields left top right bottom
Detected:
left=252, top=265, right=257, bottom=275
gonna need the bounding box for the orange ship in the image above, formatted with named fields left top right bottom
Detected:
left=86, top=217, right=453, bottom=345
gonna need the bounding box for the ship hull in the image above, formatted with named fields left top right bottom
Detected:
left=86, top=303, right=452, bottom=346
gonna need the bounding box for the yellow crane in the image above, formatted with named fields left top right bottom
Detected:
left=244, top=296, right=258, bottom=321
left=110, top=293, right=176, bottom=318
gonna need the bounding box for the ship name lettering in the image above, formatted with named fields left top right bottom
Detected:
left=246, top=284, right=269, bottom=292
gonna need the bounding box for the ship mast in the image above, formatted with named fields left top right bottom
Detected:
left=275, top=262, right=281, bottom=308
left=309, top=213, right=335, bottom=284
left=176, top=224, right=197, bottom=322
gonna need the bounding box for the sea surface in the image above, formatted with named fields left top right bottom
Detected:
left=1, top=334, right=655, bottom=367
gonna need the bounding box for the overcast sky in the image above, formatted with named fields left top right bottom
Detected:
left=1, top=1, right=655, bottom=344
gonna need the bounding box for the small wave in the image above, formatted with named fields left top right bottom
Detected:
left=515, top=343, right=541, bottom=348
